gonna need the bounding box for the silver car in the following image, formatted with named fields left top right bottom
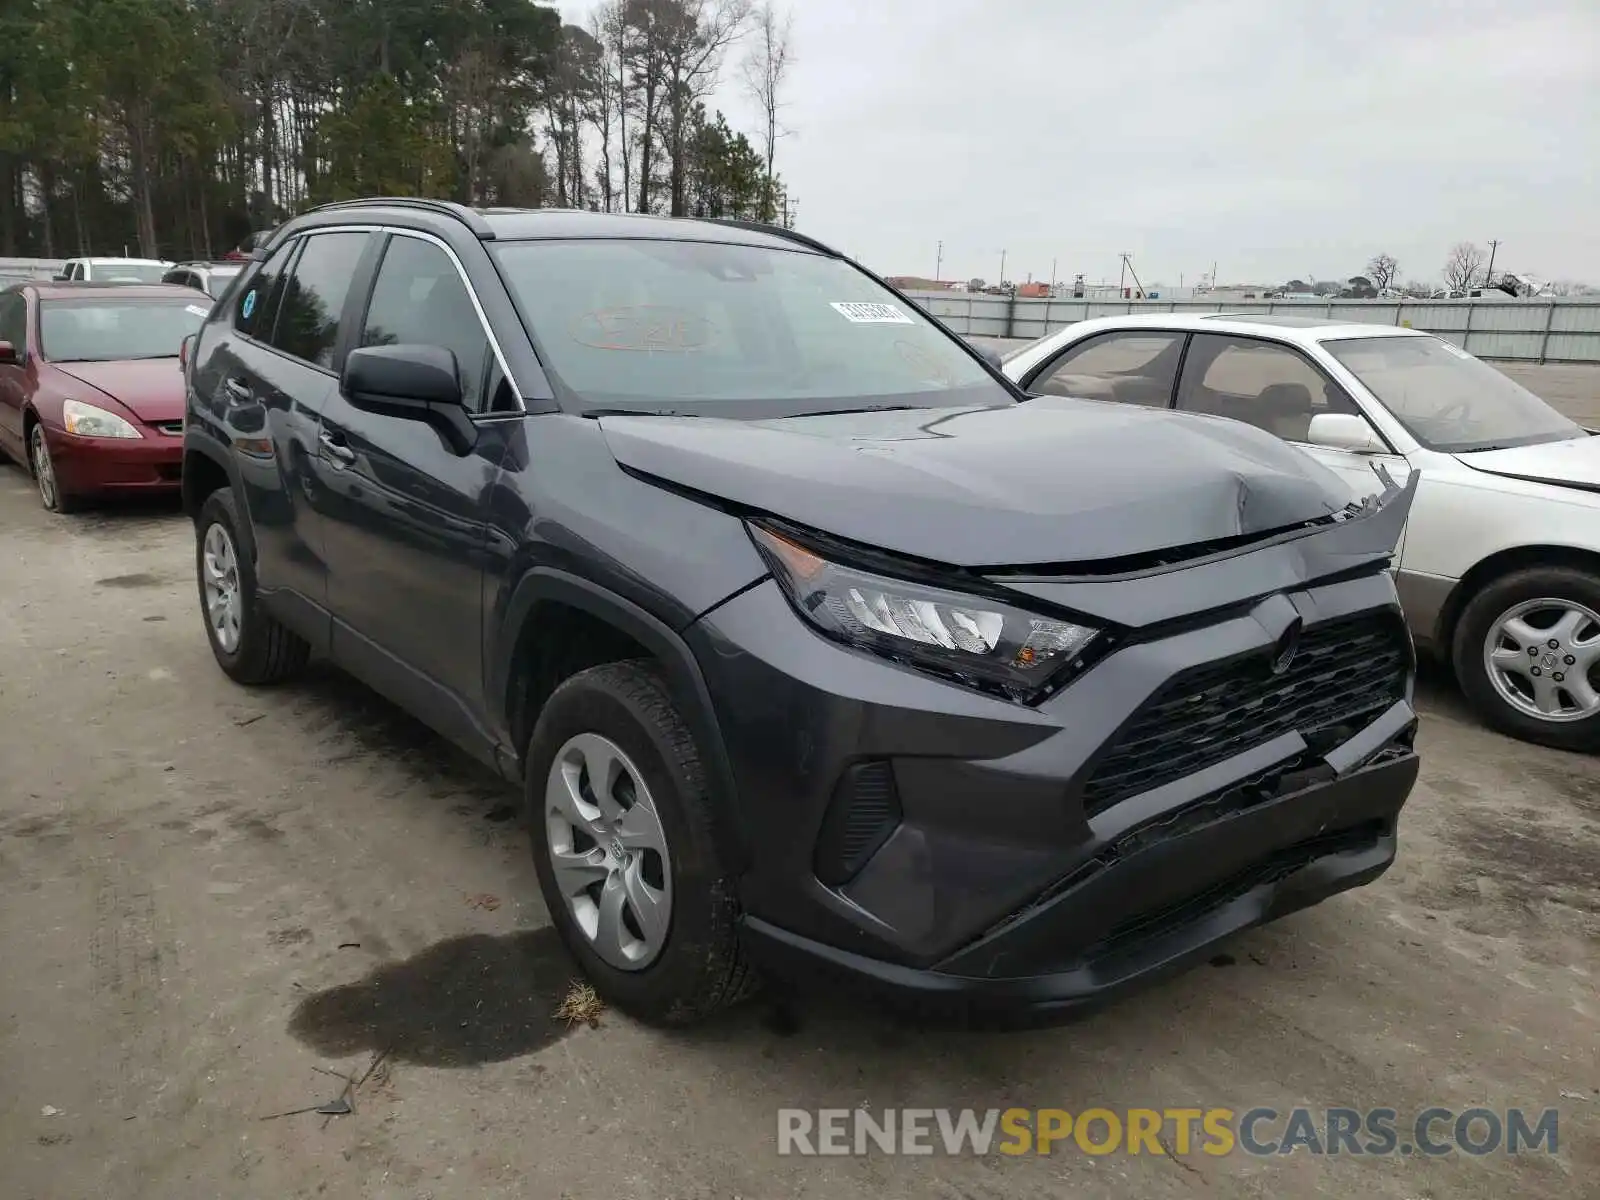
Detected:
left=1001, top=313, right=1600, bottom=751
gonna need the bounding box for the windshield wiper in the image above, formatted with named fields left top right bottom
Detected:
left=582, top=407, right=692, bottom=419
left=792, top=404, right=921, bottom=418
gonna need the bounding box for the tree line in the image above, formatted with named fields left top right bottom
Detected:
left=0, top=0, right=795, bottom=261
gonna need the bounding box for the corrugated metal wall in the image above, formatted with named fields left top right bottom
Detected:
left=908, top=292, right=1600, bottom=364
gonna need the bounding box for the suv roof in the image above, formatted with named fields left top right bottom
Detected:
left=282, top=197, right=834, bottom=256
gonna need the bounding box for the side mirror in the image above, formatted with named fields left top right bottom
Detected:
left=0, top=340, right=17, bottom=365
left=1307, top=412, right=1385, bottom=454
left=974, top=343, right=1004, bottom=371
left=342, top=344, right=475, bottom=455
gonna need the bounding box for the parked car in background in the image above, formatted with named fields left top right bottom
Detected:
left=162, top=261, right=244, bottom=298
left=182, top=199, right=1421, bottom=1025
left=0, top=282, right=206, bottom=511
left=1001, top=313, right=1600, bottom=750
left=52, top=256, right=171, bottom=284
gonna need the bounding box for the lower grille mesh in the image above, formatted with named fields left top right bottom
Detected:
left=1081, top=611, right=1410, bottom=815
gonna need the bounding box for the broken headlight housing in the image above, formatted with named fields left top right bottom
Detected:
left=749, top=523, right=1101, bottom=703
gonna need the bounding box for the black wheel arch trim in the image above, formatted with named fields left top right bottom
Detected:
left=181, top=430, right=257, bottom=565
left=492, top=567, right=750, bottom=870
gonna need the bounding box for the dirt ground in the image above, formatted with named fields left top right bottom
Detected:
left=2, top=367, right=1598, bottom=1198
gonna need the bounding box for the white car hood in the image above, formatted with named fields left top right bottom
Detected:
left=1455, top=433, right=1600, bottom=492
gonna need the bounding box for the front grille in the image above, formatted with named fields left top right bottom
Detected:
left=154, top=420, right=183, bottom=436
left=1081, top=611, right=1409, bottom=815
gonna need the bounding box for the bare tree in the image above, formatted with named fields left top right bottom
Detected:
left=741, top=1, right=793, bottom=221
left=1366, top=253, right=1399, bottom=292
left=1443, top=242, right=1486, bottom=292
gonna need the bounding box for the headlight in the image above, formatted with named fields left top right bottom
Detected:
left=749, top=524, right=1101, bottom=703
left=62, top=399, right=141, bottom=439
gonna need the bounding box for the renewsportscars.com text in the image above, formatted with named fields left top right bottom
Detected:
left=776, top=1106, right=1560, bottom=1158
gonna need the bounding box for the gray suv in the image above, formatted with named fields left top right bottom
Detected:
left=180, top=198, right=1421, bottom=1024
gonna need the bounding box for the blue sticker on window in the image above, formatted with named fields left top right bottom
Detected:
left=241, top=289, right=257, bottom=320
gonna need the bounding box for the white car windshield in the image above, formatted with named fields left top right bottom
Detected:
left=491, top=238, right=1012, bottom=417
left=95, top=263, right=168, bottom=283
left=1324, top=335, right=1583, bottom=453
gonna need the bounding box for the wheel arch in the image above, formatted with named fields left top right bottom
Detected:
left=181, top=434, right=260, bottom=565
left=494, top=569, right=749, bottom=871
left=1437, top=543, right=1600, bottom=651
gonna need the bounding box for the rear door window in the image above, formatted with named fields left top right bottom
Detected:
left=265, top=232, right=371, bottom=370
left=1027, top=331, right=1184, bottom=407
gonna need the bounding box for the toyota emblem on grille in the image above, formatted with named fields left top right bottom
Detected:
left=1270, top=617, right=1304, bottom=675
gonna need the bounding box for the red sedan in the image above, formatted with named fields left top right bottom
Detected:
left=0, top=282, right=207, bottom=512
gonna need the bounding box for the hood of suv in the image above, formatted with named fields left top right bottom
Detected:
left=1454, top=432, right=1600, bottom=493
left=599, top=397, right=1361, bottom=567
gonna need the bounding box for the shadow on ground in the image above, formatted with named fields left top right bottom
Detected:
left=288, top=926, right=578, bottom=1066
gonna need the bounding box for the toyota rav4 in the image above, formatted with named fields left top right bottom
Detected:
left=181, top=199, right=1421, bottom=1024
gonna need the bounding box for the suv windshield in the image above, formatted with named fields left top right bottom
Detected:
left=492, top=238, right=1012, bottom=417
left=40, top=298, right=206, bottom=362
left=1324, top=334, right=1582, bottom=452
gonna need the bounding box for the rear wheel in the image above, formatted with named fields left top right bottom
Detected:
left=526, top=661, right=756, bottom=1024
left=195, top=487, right=310, bottom=684
left=1453, top=566, right=1600, bottom=752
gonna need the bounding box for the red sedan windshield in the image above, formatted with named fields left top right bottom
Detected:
left=39, top=299, right=207, bottom=363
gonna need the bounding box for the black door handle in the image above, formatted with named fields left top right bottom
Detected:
left=319, top=429, right=356, bottom=464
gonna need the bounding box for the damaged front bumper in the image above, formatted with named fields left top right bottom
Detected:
left=693, top=467, right=1422, bottom=1018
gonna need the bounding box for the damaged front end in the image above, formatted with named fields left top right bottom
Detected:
left=714, top=466, right=1423, bottom=1014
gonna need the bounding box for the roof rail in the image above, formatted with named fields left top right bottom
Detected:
left=304, top=197, right=496, bottom=240
left=704, top=218, right=839, bottom=257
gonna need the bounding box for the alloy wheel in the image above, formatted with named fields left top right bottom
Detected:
left=1483, top=597, right=1600, bottom=723
left=201, top=522, right=243, bottom=654
left=30, top=427, right=58, bottom=509
left=544, top=732, right=673, bottom=971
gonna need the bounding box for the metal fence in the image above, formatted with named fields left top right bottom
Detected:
left=907, top=291, right=1600, bottom=365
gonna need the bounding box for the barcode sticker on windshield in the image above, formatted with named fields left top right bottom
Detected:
left=185, top=305, right=209, bottom=317
left=831, top=302, right=914, bottom=325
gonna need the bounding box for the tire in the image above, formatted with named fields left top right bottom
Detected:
left=30, top=423, right=81, bottom=513
left=1452, top=565, right=1600, bottom=752
left=525, top=660, right=757, bottom=1025
left=195, top=487, right=310, bottom=685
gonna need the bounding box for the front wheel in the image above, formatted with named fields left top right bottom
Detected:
left=30, top=424, right=80, bottom=513
left=195, top=487, right=310, bottom=684
left=525, top=661, right=757, bottom=1025
left=1453, top=566, right=1600, bottom=752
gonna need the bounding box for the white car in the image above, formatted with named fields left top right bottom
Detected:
left=1000, top=313, right=1600, bottom=751
left=53, top=257, right=171, bottom=284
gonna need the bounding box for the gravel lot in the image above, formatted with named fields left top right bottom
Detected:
left=1, top=365, right=1597, bottom=1199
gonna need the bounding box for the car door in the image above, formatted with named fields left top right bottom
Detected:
left=1021, top=330, right=1186, bottom=407
left=1174, top=333, right=1413, bottom=507
left=316, top=230, right=507, bottom=747
left=195, top=230, right=373, bottom=640
left=0, top=291, right=30, bottom=454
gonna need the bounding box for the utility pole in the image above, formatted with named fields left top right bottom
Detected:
left=998, top=249, right=1007, bottom=285
left=935, top=241, right=943, bottom=282
left=1484, top=239, right=1501, bottom=287
left=1050, top=258, right=1057, bottom=289
left=1118, top=252, right=1129, bottom=295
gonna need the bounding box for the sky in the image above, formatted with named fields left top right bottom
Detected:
left=693, top=0, right=1599, bottom=289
